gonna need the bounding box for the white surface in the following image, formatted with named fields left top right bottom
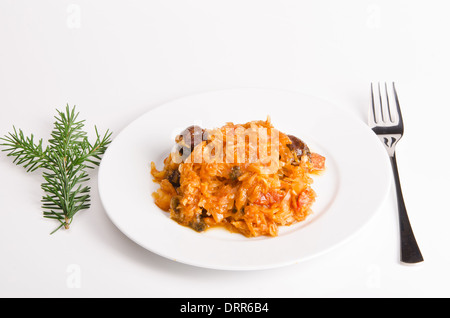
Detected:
left=0, top=0, right=449, bottom=297
left=98, top=88, right=392, bottom=270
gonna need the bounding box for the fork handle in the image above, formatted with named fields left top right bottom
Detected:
left=390, top=153, right=424, bottom=264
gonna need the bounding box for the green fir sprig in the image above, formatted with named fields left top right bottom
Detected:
left=1, top=105, right=112, bottom=234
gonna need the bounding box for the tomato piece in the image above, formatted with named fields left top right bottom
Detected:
left=254, top=190, right=284, bottom=205
left=310, top=153, right=325, bottom=171
left=296, top=188, right=315, bottom=212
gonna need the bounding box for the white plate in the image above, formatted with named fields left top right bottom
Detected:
left=98, top=88, right=391, bottom=270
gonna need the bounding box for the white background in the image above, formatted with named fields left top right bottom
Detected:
left=1, top=0, right=449, bottom=297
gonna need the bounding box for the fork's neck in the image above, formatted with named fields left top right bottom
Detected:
left=377, top=134, right=401, bottom=157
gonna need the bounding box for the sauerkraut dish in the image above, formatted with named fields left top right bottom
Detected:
left=151, top=117, right=325, bottom=237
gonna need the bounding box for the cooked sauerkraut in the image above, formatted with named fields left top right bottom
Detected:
left=151, top=117, right=325, bottom=237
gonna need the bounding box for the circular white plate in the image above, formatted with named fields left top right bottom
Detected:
left=98, top=88, right=391, bottom=270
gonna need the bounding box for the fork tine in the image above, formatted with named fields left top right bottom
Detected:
left=369, top=82, right=387, bottom=126
left=378, top=82, right=385, bottom=122
left=384, top=82, right=393, bottom=122
left=392, top=82, right=404, bottom=128
left=369, top=82, right=378, bottom=127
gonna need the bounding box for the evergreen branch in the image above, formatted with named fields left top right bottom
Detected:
left=1, top=105, right=112, bottom=234
left=0, top=127, right=50, bottom=172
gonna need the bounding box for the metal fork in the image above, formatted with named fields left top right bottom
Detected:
left=369, top=82, right=424, bottom=264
